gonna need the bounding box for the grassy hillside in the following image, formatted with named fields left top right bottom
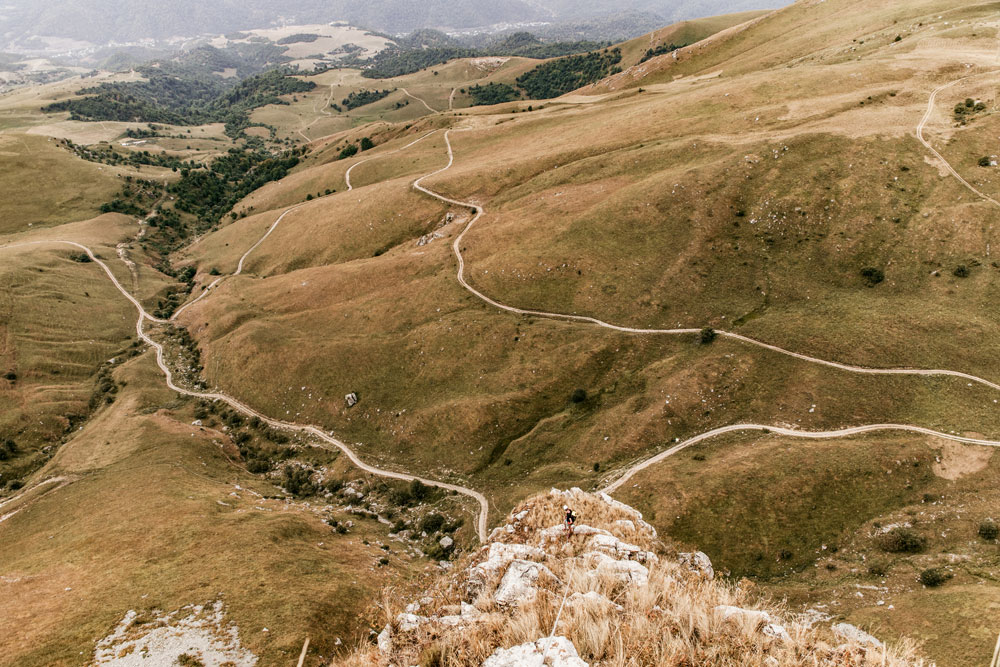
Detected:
left=0, top=354, right=424, bottom=666
left=2, top=0, right=1000, bottom=664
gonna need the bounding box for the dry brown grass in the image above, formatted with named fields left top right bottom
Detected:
left=334, top=490, right=924, bottom=666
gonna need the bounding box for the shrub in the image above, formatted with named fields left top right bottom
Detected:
left=282, top=465, right=317, bottom=496
left=338, top=144, right=359, bottom=160
left=919, top=567, right=951, bottom=587
left=979, top=520, right=999, bottom=541
left=409, top=478, right=430, bottom=502
left=877, top=527, right=926, bottom=553
left=860, top=267, right=884, bottom=286
left=570, top=388, right=587, bottom=403
left=378, top=557, right=389, bottom=566
left=700, top=327, right=717, bottom=344
left=3, top=371, right=16, bottom=381
left=420, top=513, right=446, bottom=534
left=867, top=562, right=887, bottom=577
left=953, top=265, right=970, bottom=278
left=209, top=267, right=221, bottom=275
left=360, top=137, right=374, bottom=151
left=979, top=156, right=993, bottom=167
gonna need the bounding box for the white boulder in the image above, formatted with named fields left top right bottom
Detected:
left=832, top=623, right=883, bottom=648
left=583, top=551, right=649, bottom=586
left=495, top=560, right=556, bottom=606
left=482, top=636, right=588, bottom=667
left=471, top=543, right=546, bottom=583
left=679, top=551, right=714, bottom=579
left=588, top=533, right=657, bottom=564
left=377, top=625, right=392, bottom=653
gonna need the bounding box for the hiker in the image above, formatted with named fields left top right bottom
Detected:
left=563, top=505, right=577, bottom=536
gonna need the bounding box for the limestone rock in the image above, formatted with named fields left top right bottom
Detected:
left=471, top=542, right=546, bottom=584
left=583, top=551, right=649, bottom=586
left=495, top=560, right=556, bottom=606
left=482, top=636, right=588, bottom=667
left=832, top=623, right=883, bottom=648
left=588, top=533, right=657, bottom=564
left=377, top=625, right=392, bottom=653
left=679, top=551, right=714, bottom=580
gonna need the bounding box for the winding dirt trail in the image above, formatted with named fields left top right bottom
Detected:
left=413, top=130, right=1000, bottom=392
left=173, top=131, right=440, bottom=320
left=297, top=82, right=337, bottom=142
left=407, top=83, right=1000, bottom=493
left=917, top=73, right=1000, bottom=209
left=600, top=424, right=1000, bottom=494
left=6, top=59, right=1000, bottom=542
left=0, top=238, right=490, bottom=542
left=401, top=88, right=438, bottom=114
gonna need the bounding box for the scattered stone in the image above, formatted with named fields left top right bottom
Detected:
left=439, top=536, right=454, bottom=549
left=471, top=542, right=546, bottom=583
left=395, top=613, right=426, bottom=632
left=345, top=392, right=358, bottom=407
left=588, top=533, right=657, bottom=564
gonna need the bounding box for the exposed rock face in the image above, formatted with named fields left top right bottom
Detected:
left=482, top=636, right=588, bottom=667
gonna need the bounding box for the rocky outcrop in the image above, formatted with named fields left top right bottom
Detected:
left=352, top=489, right=911, bottom=667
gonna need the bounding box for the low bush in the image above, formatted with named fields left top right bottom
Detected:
left=877, top=527, right=926, bottom=553
left=919, top=567, right=951, bottom=587
left=979, top=520, right=999, bottom=541
left=860, top=267, right=884, bottom=286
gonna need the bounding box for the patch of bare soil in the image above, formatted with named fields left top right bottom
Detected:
left=931, top=438, right=992, bottom=480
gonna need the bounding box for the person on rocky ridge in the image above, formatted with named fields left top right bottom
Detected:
left=563, top=505, right=577, bottom=536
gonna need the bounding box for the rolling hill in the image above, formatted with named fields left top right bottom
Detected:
left=2, top=1, right=1000, bottom=665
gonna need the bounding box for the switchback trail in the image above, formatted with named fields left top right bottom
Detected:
left=0, top=239, right=490, bottom=542
left=408, top=93, right=1000, bottom=494
left=413, top=130, right=1000, bottom=392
